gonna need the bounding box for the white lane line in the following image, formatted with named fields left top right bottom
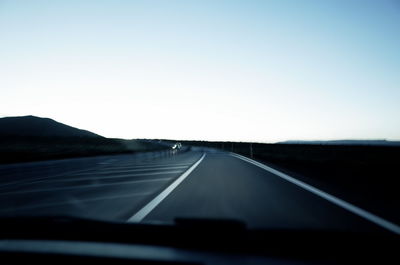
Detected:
left=103, top=163, right=192, bottom=169
left=127, top=153, right=206, bottom=223
left=0, top=192, right=153, bottom=212
left=0, top=166, right=108, bottom=189
left=0, top=158, right=120, bottom=188
left=230, top=153, right=400, bottom=235
left=11, top=171, right=184, bottom=186
left=0, top=177, right=173, bottom=196
left=97, top=159, right=117, bottom=165
left=0, top=165, right=189, bottom=190
left=70, top=166, right=188, bottom=176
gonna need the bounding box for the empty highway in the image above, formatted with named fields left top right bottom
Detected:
left=0, top=148, right=398, bottom=235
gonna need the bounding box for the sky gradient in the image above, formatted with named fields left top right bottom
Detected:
left=1, top=0, right=399, bottom=142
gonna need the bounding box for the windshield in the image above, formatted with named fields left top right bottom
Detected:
left=0, top=0, right=399, bottom=235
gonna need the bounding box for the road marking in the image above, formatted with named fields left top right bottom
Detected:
left=0, top=161, right=118, bottom=189
left=0, top=166, right=187, bottom=189
left=70, top=166, right=188, bottom=176
left=0, top=160, right=193, bottom=188
left=127, top=153, right=206, bottom=222
left=0, top=177, right=173, bottom=195
left=230, top=153, right=400, bottom=235
left=12, top=171, right=184, bottom=186
left=0, top=192, right=153, bottom=212
left=101, top=163, right=192, bottom=170
left=97, top=158, right=117, bottom=165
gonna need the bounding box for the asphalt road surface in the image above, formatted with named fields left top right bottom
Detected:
left=0, top=150, right=202, bottom=221
left=0, top=148, right=398, bottom=234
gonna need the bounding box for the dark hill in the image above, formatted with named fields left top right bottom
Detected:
left=0, top=115, right=101, bottom=138
left=0, top=116, right=170, bottom=164
left=0, top=115, right=126, bottom=164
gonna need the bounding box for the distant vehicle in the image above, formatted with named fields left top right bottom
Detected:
left=172, top=142, right=182, bottom=150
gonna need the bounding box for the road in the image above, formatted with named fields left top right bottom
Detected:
left=0, top=148, right=398, bottom=234
left=0, top=150, right=201, bottom=221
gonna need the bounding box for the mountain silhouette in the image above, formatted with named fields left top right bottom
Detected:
left=0, top=115, right=101, bottom=138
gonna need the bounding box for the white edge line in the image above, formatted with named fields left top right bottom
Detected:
left=0, top=177, right=175, bottom=195
left=230, top=152, right=400, bottom=235
left=0, top=192, right=154, bottom=212
left=127, top=153, right=206, bottom=223
left=23, top=170, right=183, bottom=185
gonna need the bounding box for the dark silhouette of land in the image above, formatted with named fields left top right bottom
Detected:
left=0, top=115, right=100, bottom=138
left=0, top=116, right=167, bottom=164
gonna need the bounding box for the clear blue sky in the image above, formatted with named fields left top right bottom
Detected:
left=1, top=0, right=399, bottom=142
